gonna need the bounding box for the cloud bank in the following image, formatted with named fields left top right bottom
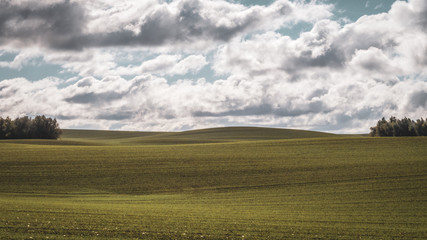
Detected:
left=0, top=0, right=330, bottom=50
left=0, top=0, right=426, bottom=133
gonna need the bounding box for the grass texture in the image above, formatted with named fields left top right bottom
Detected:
left=0, top=127, right=426, bottom=239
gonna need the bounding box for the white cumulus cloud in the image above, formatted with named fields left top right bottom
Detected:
left=0, top=0, right=426, bottom=133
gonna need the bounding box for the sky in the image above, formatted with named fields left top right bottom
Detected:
left=0, top=0, right=426, bottom=133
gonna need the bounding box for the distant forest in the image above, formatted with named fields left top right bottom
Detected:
left=370, top=117, right=427, bottom=137
left=0, top=115, right=62, bottom=139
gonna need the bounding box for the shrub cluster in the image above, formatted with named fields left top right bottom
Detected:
left=0, top=115, right=62, bottom=139
left=370, top=117, right=427, bottom=137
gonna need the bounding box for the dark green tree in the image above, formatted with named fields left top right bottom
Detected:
left=370, top=116, right=427, bottom=137
left=422, top=118, right=427, bottom=135
left=13, top=116, right=32, bottom=139
left=1, top=117, right=14, bottom=138
left=0, top=117, right=5, bottom=138
left=0, top=115, right=62, bottom=139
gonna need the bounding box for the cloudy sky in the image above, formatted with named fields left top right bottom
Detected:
left=0, top=0, right=426, bottom=133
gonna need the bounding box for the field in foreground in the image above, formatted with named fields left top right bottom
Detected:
left=0, top=127, right=426, bottom=239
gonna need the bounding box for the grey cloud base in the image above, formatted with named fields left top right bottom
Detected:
left=0, top=0, right=293, bottom=50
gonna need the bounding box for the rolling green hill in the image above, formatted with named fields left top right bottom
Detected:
left=0, top=127, right=426, bottom=239
left=60, top=126, right=336, bottom=145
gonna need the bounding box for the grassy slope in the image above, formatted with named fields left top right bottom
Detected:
left=0, top=128, right=426, bottom=239
left=60, top=127, right=336, bottom=145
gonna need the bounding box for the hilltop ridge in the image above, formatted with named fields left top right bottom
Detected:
left=60, top=126, right=336, bottom=145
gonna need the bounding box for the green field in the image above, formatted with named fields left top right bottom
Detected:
left=0, top=127, right=426, bottom=239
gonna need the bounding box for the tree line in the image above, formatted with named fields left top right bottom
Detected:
left=0, top=115, right=62, bottom=139
left=370, top=117, right=427, bottom=137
